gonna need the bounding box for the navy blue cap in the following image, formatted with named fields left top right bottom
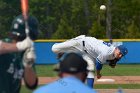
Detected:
left=54, top=53, right=88, bottom=74
left=117, top=45, right=128, bottom=56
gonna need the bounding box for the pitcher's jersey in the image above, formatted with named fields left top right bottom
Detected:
left=84, top=36, right=116, bottom=64
left=52, top=35, right=116, bottom=64
left=0, top=38, right=24, bottom=93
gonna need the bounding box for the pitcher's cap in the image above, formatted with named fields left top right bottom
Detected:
left=117, top=45, right=128, bottom=56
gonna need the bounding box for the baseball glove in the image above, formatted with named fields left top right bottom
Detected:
left=107, top=58, right=120, bottom=68
left=57, top=53, right=64, bottom=59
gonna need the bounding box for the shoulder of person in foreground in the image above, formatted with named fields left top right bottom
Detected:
left=33, top=85, right=47, bottom=93
left=33, top=80, right=62, bottom=93
left=33, top=84, right=97, bottom=93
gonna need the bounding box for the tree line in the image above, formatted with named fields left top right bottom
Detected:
left=0, top=0, right=140, bottom=39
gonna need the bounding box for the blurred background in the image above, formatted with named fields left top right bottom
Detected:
left=0, top=0, right=140, bottom=93
left=0, top=0, right=140, bottom=39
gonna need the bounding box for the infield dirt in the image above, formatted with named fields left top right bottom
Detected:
left=37, top=76, right=140, bottom=84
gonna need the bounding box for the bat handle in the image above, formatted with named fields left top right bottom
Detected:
left=25, top=21, right=29, bottom=37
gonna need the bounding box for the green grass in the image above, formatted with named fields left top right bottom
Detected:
left=94, top=84, right=140, bottom=89
left=101, top=64, right=140, bottom=76
left=36, top=64, right=140, bottom=76
left=21, top=86, right=33, bottom=93
left=36, top=65, right=57, bottom=77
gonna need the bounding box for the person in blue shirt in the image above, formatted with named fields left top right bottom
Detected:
left=34, top=53, right=97, bottom=93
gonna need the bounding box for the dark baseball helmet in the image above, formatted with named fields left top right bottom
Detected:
left=10, top=15, right=39, bottom=41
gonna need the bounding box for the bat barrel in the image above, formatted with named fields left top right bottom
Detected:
left=21, top=0, right=28, bottom=20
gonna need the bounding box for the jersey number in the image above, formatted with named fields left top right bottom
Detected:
left=103, top=42, right=111, bottom=47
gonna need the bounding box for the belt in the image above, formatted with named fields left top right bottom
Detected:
left=82, top=41, right=88, bottom=53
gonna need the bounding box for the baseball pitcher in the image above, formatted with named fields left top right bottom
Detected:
left=52, top=35, right=128, bottom=88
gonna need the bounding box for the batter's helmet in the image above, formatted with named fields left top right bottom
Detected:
left=10, top=15, right=39, bottom=41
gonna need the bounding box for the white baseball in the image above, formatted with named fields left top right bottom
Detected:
left=100, top=5, right=106, bottom=10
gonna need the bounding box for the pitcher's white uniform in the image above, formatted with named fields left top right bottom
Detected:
left=52, top=35, right=116, bottom=78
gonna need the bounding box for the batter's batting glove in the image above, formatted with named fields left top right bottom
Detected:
left=22, top=47, right=36, bottom=68
left=16, top=37, right=33, bottom=51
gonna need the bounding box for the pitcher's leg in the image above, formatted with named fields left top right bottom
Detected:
left=52, top=39, right=81, bottom=53
left=82, top=55, right=95, bottom=88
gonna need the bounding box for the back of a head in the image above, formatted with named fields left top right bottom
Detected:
left=56, top=53, right=88, bottom=74
left=10, top=15, right=39, bottom=41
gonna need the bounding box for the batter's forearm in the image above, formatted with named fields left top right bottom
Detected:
left=0, top=37, right=34, bottom=54
left=24, top=67, right=38, bottom=88
left=0, top=41, right=18, bottom=54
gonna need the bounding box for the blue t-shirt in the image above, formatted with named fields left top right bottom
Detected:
left=34, top=76, right=96, bottom=93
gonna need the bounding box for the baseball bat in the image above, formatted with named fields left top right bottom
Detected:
left=21, top=0, right=29, bottom=37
